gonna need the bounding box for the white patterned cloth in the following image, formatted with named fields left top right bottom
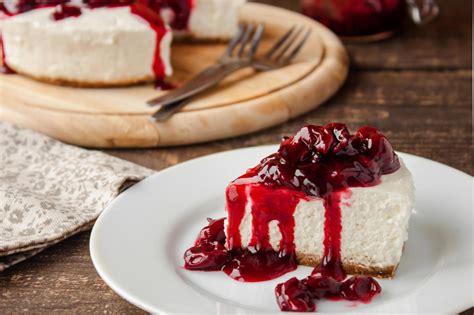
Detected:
left=0, top=122, right=154, bottom=271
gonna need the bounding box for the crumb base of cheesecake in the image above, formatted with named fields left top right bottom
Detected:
left=4, top=64, right=155, bottom=88
left=297, top=254, right=398, bottom=279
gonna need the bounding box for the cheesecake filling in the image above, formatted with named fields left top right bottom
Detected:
left=184, top=123, right=405, bottom=312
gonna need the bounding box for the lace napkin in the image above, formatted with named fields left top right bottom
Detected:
left=0, top=122, right=155, bottom=271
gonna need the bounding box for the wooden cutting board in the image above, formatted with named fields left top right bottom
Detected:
left=0, top=3, right=348, bottom=148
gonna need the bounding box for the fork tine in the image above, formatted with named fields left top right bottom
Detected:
left=222, top=23, right=246, bottom=59
left=246, top=23, right=265, bottom=59
left=273, top=26, right=304, bottom=62
left=265, top=25, right=296, bottom=59
left=237, top=23, right=255, bottom=57
left=283, top=28, right=312, bottom=63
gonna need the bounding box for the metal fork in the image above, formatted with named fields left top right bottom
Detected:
left=147, top=23, right=264, bottom=108
left=150, top=25, right=311, bottom=122
left=253, top=26, right=312, bottom=72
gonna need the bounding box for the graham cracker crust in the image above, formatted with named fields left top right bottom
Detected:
left=5, top=64, right=155, bottom=88
left=297, top=254, right=398, bottom=279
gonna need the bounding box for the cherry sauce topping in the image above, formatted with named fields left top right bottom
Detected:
left=184, top=124, right=398, bottom=311
left=340, top=276, right=382, bottom=302
left=1, top=0, right=193, bottom=27
left=233, top=123, right=400, bottom=196
left=276, top=277, right=315, bottom=312
left=148, top=0, right=193, bottom=30
left=52, top=4, right=81, bottom=20
left=183, top=217, right=298, bottom=282
left=277, top=274, right=381, bottom=312
left=183, top=218, right=228, bottom=271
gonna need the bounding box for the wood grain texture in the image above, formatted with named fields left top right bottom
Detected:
left=0, top=0, right=472, bottom=313
left=0, top=3, right=348, bottom=148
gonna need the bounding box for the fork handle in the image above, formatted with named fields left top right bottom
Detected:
left=147, top=60, right=250, bottom=107
left=151, top=99, right=191, bottom=122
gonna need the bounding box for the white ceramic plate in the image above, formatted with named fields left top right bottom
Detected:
left=90, top=146, right=473, bottom=314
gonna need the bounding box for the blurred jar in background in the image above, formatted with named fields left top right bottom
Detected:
left=301, top=0, right=439, bottom=42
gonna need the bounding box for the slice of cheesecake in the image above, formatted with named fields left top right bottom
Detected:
left=0, top=0, right=246, bottom=86
left=224, top=123, right=415, bottom=279
left=183, top=123, right=412, bottom=311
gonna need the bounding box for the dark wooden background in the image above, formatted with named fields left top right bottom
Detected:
left=0, top=0, right=471, bottom=313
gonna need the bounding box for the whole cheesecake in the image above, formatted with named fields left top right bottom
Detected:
left=0, top=0, right=246, bottom=87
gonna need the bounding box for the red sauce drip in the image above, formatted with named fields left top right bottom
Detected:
left=222, top=185, right=308, bottom=282
left=130, top=1, right=167, bottom=79
left=184, top=217, right=298, bottom=282
left=195, top=217, right=226, bottom=246
left=311, top=190, right=350, bottom=282
left=224, top=184, right=247, bottom=250
left=154, top=78, right=175, bottom=90
left=184, top=123, right=399, bottom=312
left=0, top=34, right=14, bottom=74
left=248, top=186, right=306, bottom=252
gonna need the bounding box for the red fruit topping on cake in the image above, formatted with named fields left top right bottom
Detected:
left=52, top=4, right=81, bottom=20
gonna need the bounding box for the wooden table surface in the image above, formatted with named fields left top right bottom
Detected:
left=0, top=0, right=471, bottom=313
